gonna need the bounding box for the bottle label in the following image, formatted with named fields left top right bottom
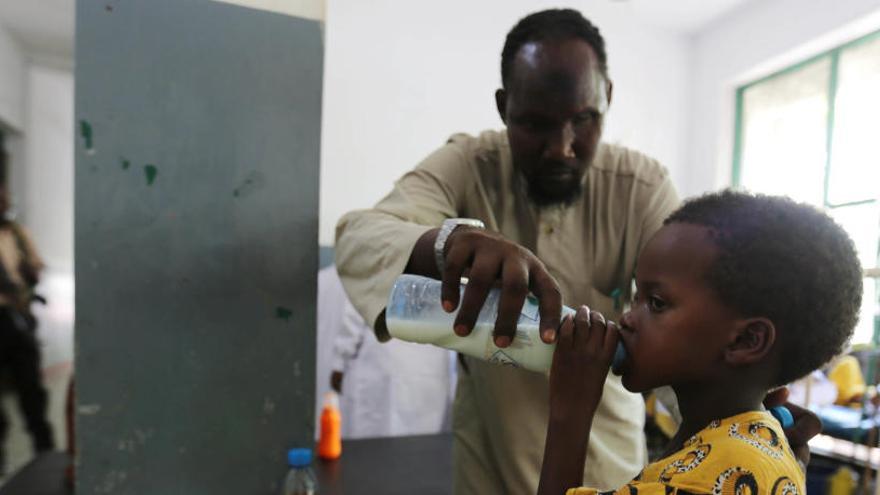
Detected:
left=482, top=299, right=541, bottom=368
left=483, top=330, right=533, bottom=368
left=522, top=295, right=540, bottom=321
left=487, top=348, right=520, bottom=368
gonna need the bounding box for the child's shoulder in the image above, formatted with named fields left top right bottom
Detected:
left=569, top=411, right=805, bottom=495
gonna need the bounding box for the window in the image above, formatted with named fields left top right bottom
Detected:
left=733, top=30, right=880, bottom=345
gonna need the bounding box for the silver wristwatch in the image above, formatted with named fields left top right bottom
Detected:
left=434, top=218, right=485, bottom=273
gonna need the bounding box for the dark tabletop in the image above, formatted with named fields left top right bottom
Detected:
left=0, top=451, right=71, bottom=495
left=316, top=433, right=453, bottom=495
left=0, top=434, right=452, bottom=495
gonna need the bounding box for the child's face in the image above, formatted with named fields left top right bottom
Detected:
left=617, top=223, right=742, bottom=393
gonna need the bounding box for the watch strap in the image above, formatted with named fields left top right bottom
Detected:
left=434, top=218, right=485, bottom=273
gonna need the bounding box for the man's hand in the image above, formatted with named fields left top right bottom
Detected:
left=440, top=227, right=562, bottom=348
left=764, top=387, right=822, bottom=469
left=330, top=371, right=344, bottom=394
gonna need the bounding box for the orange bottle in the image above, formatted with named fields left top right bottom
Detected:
left=317, top=391, right=342, bottom=460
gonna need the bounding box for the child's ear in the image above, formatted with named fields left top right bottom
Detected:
left=725, top=318, right=776, bottom=366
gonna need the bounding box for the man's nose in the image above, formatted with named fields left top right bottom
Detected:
left=544, top=123, right=575, bottom=160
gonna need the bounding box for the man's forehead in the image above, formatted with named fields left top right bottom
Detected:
left=513, top=38, right=599, bottom=75
left=507, top=39, right=608, bottom=113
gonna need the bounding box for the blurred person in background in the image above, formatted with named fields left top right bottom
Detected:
left=0, top=183, right=55, bottom=475
left=318, top=264, right=455, bottom=439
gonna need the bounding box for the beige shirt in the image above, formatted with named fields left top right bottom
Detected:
left=335, top=129, right=679, bottom=490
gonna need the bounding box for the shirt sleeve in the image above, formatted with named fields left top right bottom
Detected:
left=635, top=171, right=680, bottom=255
left=330, top=299, right=368, bottom=372
left=334, top=138, right=474, bottom=332
left=567, top=481, right=707, bottom=495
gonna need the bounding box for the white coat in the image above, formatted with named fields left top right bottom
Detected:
left=317, top=265, right=456, bottom=439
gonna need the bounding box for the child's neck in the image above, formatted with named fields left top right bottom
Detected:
left=662, top=383, right=767, bottom=458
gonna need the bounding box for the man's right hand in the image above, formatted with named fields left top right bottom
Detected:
left=439, top=226, right=562, bottom=348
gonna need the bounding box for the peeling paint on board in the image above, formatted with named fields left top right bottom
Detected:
left=95, top=470, right=128, bottom=493
left=275, top=306, right=293, bottom=322
left=233, top=171, right=265, bottom=198
left=78, top=404, right=102, bottom=415
left=80, top=119, right=94, bottom=152
left=144, top=164, right=158, bottom=185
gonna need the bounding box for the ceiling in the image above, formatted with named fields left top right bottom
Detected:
left=0, top=0, right=74, bottom=62
left=626, top=0, right=754, bottom=33
left=0, top=0, right=753, bottom=64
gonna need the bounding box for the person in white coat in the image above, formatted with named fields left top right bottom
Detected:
left=317, top=264, right=456, bottom=439
left=315, top=265, right=346, bottom=437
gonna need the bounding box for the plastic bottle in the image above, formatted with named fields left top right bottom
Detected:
left=386, top=274, right=626, bottom=374
left=317, top=391, right=342, bottom=460
left=283, top=448, right=317, bottom=495
left=768, top=405, right=793, bottom=428
left=828, top=466, right=857, bottom=495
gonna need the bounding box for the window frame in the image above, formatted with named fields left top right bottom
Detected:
left=731, top=28, right=880, bottom=344
left=732, top=27, right=880, bottom=209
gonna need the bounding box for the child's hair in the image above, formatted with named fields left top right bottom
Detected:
left=664, top=190, right=863, bottom=386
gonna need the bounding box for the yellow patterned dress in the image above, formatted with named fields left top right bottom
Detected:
left=567, top=411, right=804, bottom=495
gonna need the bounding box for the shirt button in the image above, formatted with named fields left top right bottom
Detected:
left=545, top=225, right=555, bottom=234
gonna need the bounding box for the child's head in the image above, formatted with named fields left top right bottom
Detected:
left=618, top=190, right=863, bottom=394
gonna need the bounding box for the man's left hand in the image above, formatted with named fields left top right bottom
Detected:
left=764, top=387, right=822, bottom=470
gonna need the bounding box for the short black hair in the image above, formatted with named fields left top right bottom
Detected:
left=501, top=9, right=608, bottom=89
left=665, top=190, right=863, bottom=386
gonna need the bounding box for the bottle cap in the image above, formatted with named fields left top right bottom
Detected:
left=769, top=406, right=794, bottom=429
left=324, top=391, right=339, bottom=410
left=611, top=342, right=627, bottom=376
left=287, top=448, right=313, bottom=467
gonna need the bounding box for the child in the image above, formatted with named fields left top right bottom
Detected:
left=539, top=191, right=864, bottom=495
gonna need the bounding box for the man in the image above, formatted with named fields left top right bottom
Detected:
left=0, top=187, right=54, bottom=475
left=335, top=9, right=815, bottom=494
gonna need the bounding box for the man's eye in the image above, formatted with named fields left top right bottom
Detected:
left=648, top=296, right=667, bottom=312
left=521, top=119, right=548, bottom=131
left=572, top=111, right=598, bottom=126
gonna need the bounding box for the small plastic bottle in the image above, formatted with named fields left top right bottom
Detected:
left=386, top=274, right=626, bottom=374
left=828, top=466, right=857, bottom=495
left=283, top=448, right=317, bottom=495
left=317, top=392, right=342, bottom=460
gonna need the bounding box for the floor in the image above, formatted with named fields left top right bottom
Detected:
left=0, top=272, right=73, bottom=487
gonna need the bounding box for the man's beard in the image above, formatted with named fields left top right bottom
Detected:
left=518, top=170, right=583, bottom=209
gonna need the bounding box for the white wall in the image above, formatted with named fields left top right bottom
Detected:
left=211, top=0, right=324, bottom=20
left=319, top=0, right=691, bottom=245
left=16, top=63, right=75, bottom=368
left=0, top=21, right=26, bottom=130
left=20, top=64, right=74, bottom=274
left=687, top=0, right=880, bottom=197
